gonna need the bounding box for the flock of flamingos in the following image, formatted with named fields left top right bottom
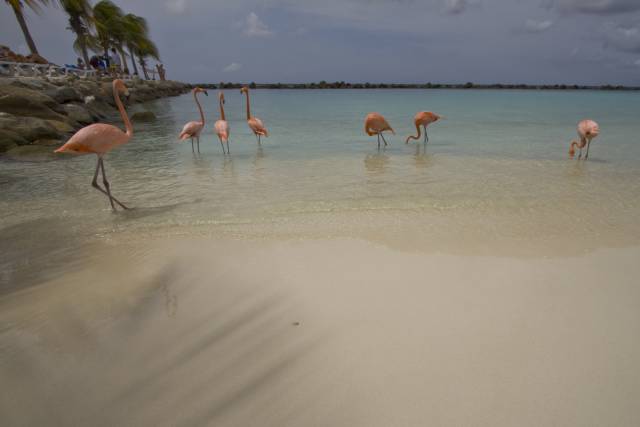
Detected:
left=54, top=79, right=601, bottom=211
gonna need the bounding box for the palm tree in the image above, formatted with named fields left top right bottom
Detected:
left=58, top=0, right=93, bottom=68
left=134, top=37, right=159, bottom=80
left=121, top=13, right=145, bottom=76
left=93, top=0, right=125, bottom=68
left=4, top=0, right=51, bottom=55
left=122, top=13, right=159, bottom=78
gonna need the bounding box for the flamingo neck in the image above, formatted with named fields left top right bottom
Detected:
left=113, top=83, right=132, bottom=138
left=219, top=97, right=226, bottom=121
left=406, top=121, right=422, bottom=143
left=194, top=91, right=205, bottom=126
left=244, top=90, right=251, bottom=120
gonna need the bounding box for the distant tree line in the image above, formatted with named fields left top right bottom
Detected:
left=193, top=81, right=639, bottom=91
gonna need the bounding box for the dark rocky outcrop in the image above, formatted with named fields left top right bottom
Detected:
left=0, top=77, right=190, bottom=154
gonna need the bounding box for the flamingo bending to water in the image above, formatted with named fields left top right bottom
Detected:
left=214, top=91, right=230, bottom=154
left=179, top=87, right=208, bottom=153
left=240, top=86, right=268, bottom=143
left=569, top=119, right=600, bottom=159
left=364, top=112, right=394, bottom=149
left=405, top=111, right=442, bottom=144
left=54, top=79, right=132, bottom=211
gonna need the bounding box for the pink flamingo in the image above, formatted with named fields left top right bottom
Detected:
left=54, top=79, right=132, bottom=211
left=214, top=91, right=230, bottom=154
left=405, top=111, right=442, bottom=144
left=364, top=112, right=394, bottom=149
left=240, top=86, right=268, bottom=143
left=179, top=87, right=208, bottom=153
left=569, top=119, right=600, bottom=159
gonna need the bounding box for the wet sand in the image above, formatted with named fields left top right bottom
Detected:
left=2, top=238, right=639, bottom=426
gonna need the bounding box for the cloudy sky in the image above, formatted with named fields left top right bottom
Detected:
left=2, top=0, right=640, bottom=85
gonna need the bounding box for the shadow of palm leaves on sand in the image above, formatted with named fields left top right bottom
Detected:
left=0, top=218, right=89, bottom=295
left=93, top=262, right=320, bottom=426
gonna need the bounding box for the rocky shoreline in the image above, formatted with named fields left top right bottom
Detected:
left=0, top=76, right=191, bottom=157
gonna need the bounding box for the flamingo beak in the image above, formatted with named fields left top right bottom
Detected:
left=204, top=91, right=209, bottom=96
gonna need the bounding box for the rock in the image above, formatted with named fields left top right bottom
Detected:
left=84, top=97, right=109, bottom=120
left=32, top=138, right=63, bottom=146
left=62, top=103, right=94, bottom=125
left=0, top=129, right=26, bottom=152
left=4, top=145, right=59, bottom=162
left=0, top=84, right=58, bottom=108
left=0, top=113, right=61, bottom=142
left=73, top=80, right=101, bottom=97
left=0, top=85, right=67, bottom=121
left=48, top=86, right=83, bottom=103
left=45, top=119, right=75, bottom=134
left=5, top=77, right=58, bottom=92
left=131, top=111, right=157, bottom=122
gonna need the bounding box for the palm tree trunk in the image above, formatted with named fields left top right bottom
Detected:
left=117, top=46, right=129, bottom=74
left=138, top=56, right=149, bottom=80
left=78, top=36, right=91, bottom=71
left=128, top=47, right=139, bottom=75
left=11, top=4, right=39, bottom=55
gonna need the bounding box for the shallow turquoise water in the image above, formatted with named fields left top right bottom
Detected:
left=2, top=89, right=640, bottom=289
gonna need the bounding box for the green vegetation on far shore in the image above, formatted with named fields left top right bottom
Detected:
left=199, top=81, right=640, bottom=91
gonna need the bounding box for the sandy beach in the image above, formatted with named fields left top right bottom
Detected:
left=2, top=237, right=639, bottom=426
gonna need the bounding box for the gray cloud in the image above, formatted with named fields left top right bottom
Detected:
left=444, top=0, right=468, bottom=14
left=548, top=0, right=640, bottom=15
left=223, top=62, right=243, bottom=72
left=165, top=0, right=188, bottom=15
left=602, top=22, right=640, bottom=53
left=524, top=19, right=554, bottom=33
left=244, top=12, right=273, bottom=37
left=2, top=0, right=640, bottom=85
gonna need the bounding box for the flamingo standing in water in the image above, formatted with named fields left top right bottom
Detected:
left=179, top=87, right=208, bottom=153
left=405, top=111, right=442, bottom=144
left=569, top=119, right=600, bottom=159
left=54, top=79, right=132, bottom=211
left=214, top=91, right=230, bottom=154
left=364, top=112, right=394, bottom=149
left=240, top=86, right=268, bottom=143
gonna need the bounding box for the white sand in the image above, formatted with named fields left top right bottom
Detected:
left=1, top=238, right=640, bottom=426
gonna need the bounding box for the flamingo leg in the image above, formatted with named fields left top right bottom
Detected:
left=424, top=126, right=429, bottom=143
left=584, top=139, right=591, bottom=159
left=196, top=136, right=201, bottom=153
left=377, top=134, right=381, bottom=150
left=380, top=133, right=388, bottom=147
left=91, top=157, right=115, bottom=211
left=258, top=134, right=262, bottom=145
left=99, top=158, right=129, bottom=210
left=227, top=139, right=231, bottom=154
left=190, top=137, right=194, bottom=153
left=219, top=138, right=225, bottom=154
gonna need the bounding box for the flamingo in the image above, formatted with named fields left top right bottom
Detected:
left=405, top=111, right=442, bottom=144
left=214, top=91, right=230, bottom=154
left=364, top=112, right=394, bottom=149
left=54, top=79, right=132, bottom=211
left=569, top=119, right=600, bottom=159
left=179, top=87, right=208, bottom=153
left=240, top=86, right=268, bottom=143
